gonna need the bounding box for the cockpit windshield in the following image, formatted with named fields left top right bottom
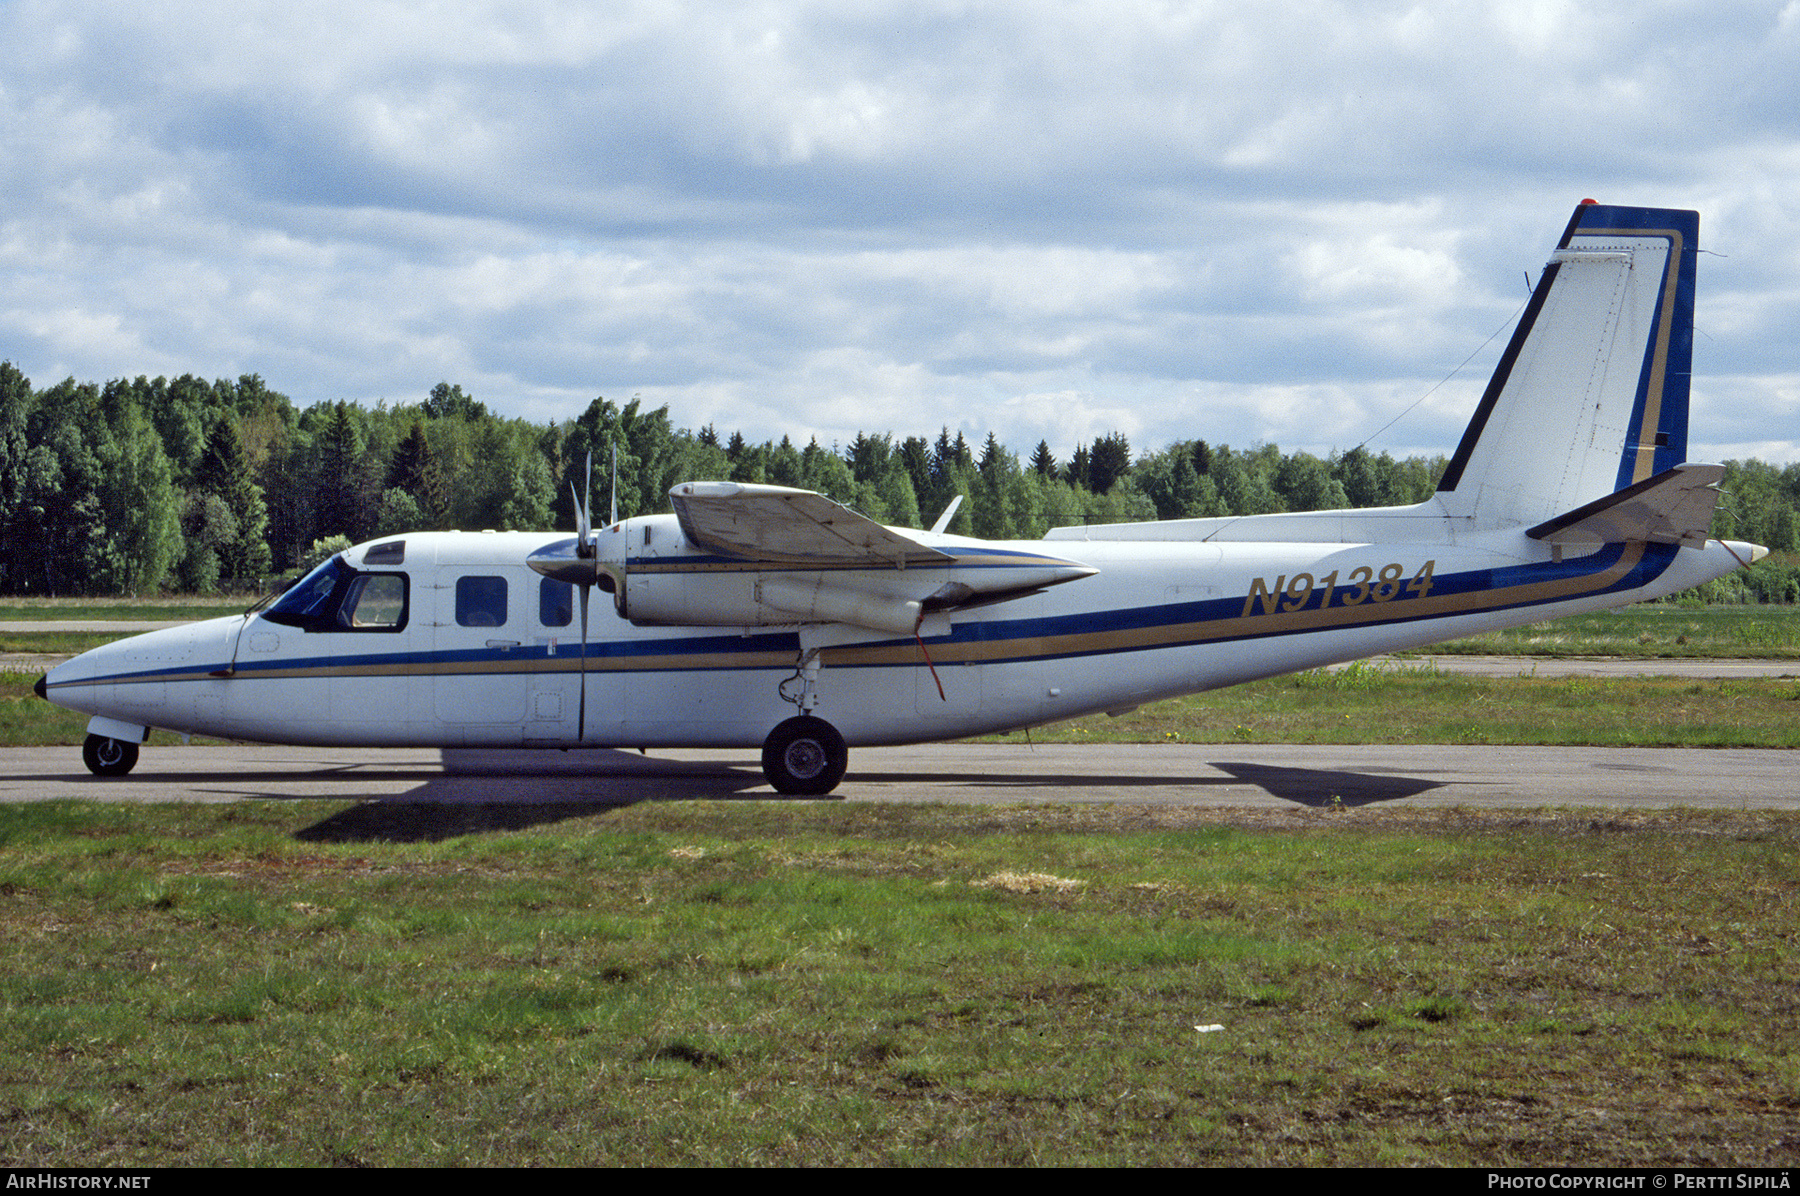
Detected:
left=262, top=556, right=349, bottom=627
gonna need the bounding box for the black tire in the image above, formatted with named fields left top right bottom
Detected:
left=761, top=716, right=848, bottom=796
left=82, top=734, right=139, bottom=777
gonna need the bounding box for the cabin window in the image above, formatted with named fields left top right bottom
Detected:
left=539, top=578, right=573, bottom=627
left=456, top=576, right=508, bottom=627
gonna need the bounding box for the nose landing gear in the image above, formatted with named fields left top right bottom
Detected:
left=82, top=734, right=140, bottom=777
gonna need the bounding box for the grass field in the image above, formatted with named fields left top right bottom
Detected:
left=0, top=598, right=251, bottom=621
left=1414, top=603, right=1800, bottom=659
left=0, top=598, right=250, bottom=656
left=0, top=800, right=1794, bottom=1167
left=6, top=600, right=1796, bottom=1166
left=1004, top=662, right=1800, bottom=748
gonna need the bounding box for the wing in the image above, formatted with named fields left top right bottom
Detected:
left=1527, top=463, right=1725, bottom=547
left=670, top=482, right=953, bottom=567
left=618, top=481, right=1097, bottom=636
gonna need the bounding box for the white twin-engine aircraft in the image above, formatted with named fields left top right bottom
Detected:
left=38, top=202, right=1766, bottom=793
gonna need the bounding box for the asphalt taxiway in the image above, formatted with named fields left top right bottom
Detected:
left=2, top=742, right=1793, bottom=810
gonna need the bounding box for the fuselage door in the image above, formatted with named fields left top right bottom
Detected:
left=431, top=560, right=530, bottom=730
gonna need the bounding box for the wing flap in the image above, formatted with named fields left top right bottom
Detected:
left=1526, top=463, right=1725, bottom=547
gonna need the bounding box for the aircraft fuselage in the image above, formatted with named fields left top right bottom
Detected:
left=42, top=523, right=1751, bottom=753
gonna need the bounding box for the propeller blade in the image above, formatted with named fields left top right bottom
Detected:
left=609, top=444, right=619, bottom=527
left=576, top=452, right=595, bottom=554
left=569, top=481, right=587, bottom=543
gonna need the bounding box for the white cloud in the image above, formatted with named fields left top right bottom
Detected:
left=0, top=0, right=1796, bottom=467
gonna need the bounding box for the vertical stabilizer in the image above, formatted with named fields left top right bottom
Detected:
left=1435, top=203, right=1698, bottom=530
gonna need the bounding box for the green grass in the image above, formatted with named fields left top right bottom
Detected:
left=0, top=800, right=1794, bottom=1166
left=0, top=598, right=249, bottom=655
left=0, top=632, right=120, bottom=655
left=1001, top=662, right=1800, bottom=748
left=2, top=673, right=98, bottom=746
left=0, top=599, right=251, bottom=621
left=1414, top=603, right=1800, bottom=658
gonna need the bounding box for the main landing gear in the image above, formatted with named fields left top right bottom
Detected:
left=761, top=715, right=848, bottom=795
left=82, top=734, right=140, bottom=777
left=760, top=646, right=848, bottom=795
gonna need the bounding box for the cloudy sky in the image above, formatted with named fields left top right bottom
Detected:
left=3, top=0, right=1797, bottom=468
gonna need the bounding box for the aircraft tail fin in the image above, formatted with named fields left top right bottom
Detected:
left=1434, top=202, right=1699, bottom=531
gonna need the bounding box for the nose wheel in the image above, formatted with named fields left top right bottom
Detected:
left=82, top=734, right=140, bottom=777
left=761, top=716, right=848, bottom=795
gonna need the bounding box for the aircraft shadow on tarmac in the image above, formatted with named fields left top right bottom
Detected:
left=848, top=762, right=1444, bottom=807
left=1206, top=762, right=1445, bottom=807
left=294, top=748, right=772, bottom=842
left=290, top=751, right=1445, bottom=843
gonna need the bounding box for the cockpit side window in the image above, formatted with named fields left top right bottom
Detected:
left=339, top=573, right=409, bottom=630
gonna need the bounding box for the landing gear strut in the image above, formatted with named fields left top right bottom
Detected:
left=82, top=734, right=139, bottom=777
left=761, top=715, right=847, bottom=795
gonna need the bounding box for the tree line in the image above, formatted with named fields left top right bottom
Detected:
left=2, top=361, right=1795, bottom=602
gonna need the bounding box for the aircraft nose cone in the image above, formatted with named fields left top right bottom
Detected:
left=34, top=673, right=46, bottom=700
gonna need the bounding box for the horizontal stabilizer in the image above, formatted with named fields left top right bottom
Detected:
left=1526, top=463, right=1724, bottom=548
left=670, top=482, right=951, bottom=567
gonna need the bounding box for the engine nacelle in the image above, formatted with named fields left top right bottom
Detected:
left=756, top=577, right=922, bottom=635
left=620, top=568, right=928, bottom=635
left=529, top=505, right=1097, bottom=634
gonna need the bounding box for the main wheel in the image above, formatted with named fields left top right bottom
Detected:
left=82, top=734, right=140, bottom=777
left=761, top=716, right=848, bottom=795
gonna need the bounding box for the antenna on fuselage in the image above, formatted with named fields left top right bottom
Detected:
left=929, top=494, right=964, bottom=535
